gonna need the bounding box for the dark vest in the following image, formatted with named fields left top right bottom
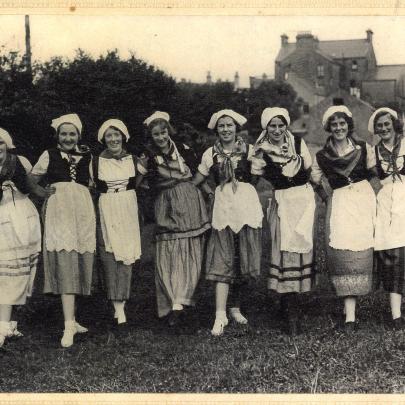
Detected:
left=262, top=136, right=309, bottom=190
left=92, top=155, right=138, bottom=193
left=0, top=154, right=31, bottom=201
left=316, top=140, right=371, bottom=190
left=374, top=144, right=405, bottom=180
left=210, top=147, right=252, bottom=186
left=46, top=148, right=91, bottom=186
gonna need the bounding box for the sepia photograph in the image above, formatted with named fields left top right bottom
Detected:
left=1, top=8, right=405, bottom=402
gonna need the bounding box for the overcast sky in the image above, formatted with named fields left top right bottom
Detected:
left=1, top=15, right=405, bottom=87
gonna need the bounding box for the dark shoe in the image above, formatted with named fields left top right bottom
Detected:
left=344, top=321, right=356, bottom=334
left=392, top=317, right=405, bottom=331
left=167, top=310, right=183, bottom=327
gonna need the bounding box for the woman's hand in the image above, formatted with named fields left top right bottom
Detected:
left=35, top=185, right=56, bottom=199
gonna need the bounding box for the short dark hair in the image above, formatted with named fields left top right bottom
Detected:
left=325, top=112, right=354, bottom=135
left=101, top=125, right=127, bottom=148
left=214, top=115, right=242, bottom=134
left=267, top=115, right=288, bottom=127
left=146, top=118, right=176, bottom=137
left=373, top=111, right=403, bottom=135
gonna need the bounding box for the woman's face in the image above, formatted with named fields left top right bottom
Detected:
left=329, top=115, right=349, bottom=142
left=104, top=127, right=123, bottom=155
left=57, top=123, right=79, bottom=152
left=0, top=138, right=7, bottom=163
left=151, top=123, right=170, bottom=150
left=375, top=113, right=395, bottom=143
left=217, top=116, right=236, bottom=144
left=266, top=116, right=287, bottom=145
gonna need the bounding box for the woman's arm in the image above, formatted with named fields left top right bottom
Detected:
left=192, top=171, right=207, bottom=187
left=26, top=174, right=55, bottom=199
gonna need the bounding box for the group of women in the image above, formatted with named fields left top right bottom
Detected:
left=0, top=104, right=404, bottom=348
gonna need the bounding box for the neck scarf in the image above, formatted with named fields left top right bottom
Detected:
left=377, top=134, right=403, bottom=182
left=150, top=138, right=186, bottom=174
left=100, top=148, right=129, bottom=160
left=255, top=130, right=303, bottom=178
left=213, top=135, right=247, bottom=193
left=320, top=135, right=362, bottom=178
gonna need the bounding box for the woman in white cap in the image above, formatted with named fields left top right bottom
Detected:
left=312, top=105, right=377, bottom=333
left=142, top=111, right=210, bottom=329
left=369, top=108, right=405, bottom=330
left=94, top=119, right=143, bottom=332
left=251, top=107, right=316, bottom=335
left=192, top=109, right=263, bottom=336
left=0, top=129, right=41, bottom=347
left=29, top=113, right=96, bottom=347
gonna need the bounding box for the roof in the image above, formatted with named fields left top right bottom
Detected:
left=373, top=64, right=405, bottom=81
left=276, top=38, right=371, bottom=63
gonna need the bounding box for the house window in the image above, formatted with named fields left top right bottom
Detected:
left=351, top=60, right=358, bottom=71
left=333, top=98, right=344, bottom=106
left=284, top=71, right=289, bottom=80
left=317, top=64, right=324, bottom=78
left=303, top=103, right=309, bottom=114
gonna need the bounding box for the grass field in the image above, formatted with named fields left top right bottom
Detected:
left=1, top=191, right=405, bottom=393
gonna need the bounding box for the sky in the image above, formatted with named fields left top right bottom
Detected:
left=0, top=15, right=405, bottom=87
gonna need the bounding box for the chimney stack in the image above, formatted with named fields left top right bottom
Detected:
left=281, top=34, right=288, bottom=47
left=366, top=29, right=373, bottom=42
left=207, top=71, right=212, bottom=85
left=234, top=71, right=240, bottom=90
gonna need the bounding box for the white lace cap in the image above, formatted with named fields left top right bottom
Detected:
left=322, top=106, right=352, bottom=129
left=98, top=119, right=130, bottom=143
left=51, top=113, right=83, bottom=134
left=207, top=109, right=247, bottom=130
left=0, top=128, right=15, bottom=149
left=368, top=107, right=398, bottom=133
left=261, top=107, right=290, bottom=129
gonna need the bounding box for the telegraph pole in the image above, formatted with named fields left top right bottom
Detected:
left=25, top=15, right=32, bottom=81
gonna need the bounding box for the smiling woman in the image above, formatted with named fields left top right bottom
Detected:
left=312, top=105, right=378, bottom=333
left=28, top=113, right=96, bottom=348
left=93, top=119, right=143, bottom=333
left=370, top=108, right=405, bottom=330
left=192, top=109, right=263, bottom=336
left=0, top=128, right=41, bottom=348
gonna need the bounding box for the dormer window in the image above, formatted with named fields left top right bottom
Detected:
left=351, top=60, right=358, bottom=71
left=317, top=64, right=324, bottom=78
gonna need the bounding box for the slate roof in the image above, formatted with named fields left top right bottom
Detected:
left=276, top=38, right=371, bottom=63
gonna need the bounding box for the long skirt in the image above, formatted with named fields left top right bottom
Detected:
left=43, top=182, right=96, bottom=295
left=0, top=189, right=41, bottom=305
left=267, top=197, right=314, bottom=294
left=325, top=181, right=374, bottom=297
left=154, top=181, right=210, bottom=318
left=206, top=225, right=262, bottom=284
left=374, top=179, right=405, bottom=295
left=375, top=247, right=405, bottom=295
left=97, top=222, right=132, bottom=301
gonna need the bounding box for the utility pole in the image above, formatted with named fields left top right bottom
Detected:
left=25, top=15, right=32, bottom=82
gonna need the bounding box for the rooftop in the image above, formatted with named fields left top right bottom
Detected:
left=276, top=38, right=372, bottom=63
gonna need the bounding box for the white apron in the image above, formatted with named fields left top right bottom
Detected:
left=329, top=180, right=376, bottom=251
left=273, top=183, right=316, bottom=254
left=375, top=175, right=405, bottom=251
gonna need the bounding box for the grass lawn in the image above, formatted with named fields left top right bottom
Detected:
left=1, top=195, right=405, bottom=393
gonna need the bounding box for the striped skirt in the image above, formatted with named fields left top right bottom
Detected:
left=154, top=181, right=210, bottom=318
left=0, top=192, right=41, bottom=305
left=375, top=247, right=405, bottom=295
left=267, top=197, right=313, bottom=294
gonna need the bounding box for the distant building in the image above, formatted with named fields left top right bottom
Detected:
left=290, top=89, right=377, bottom=148
left=249, top=73, right=273, bottom=89
left=275, top=30, right=405, bottom=109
